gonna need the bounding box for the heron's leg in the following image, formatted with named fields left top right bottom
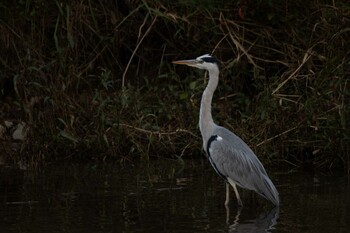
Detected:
left=225, top=182, right=230, bottom=206
left=225, top=200, right=230, bottom=224
left=232, top=184, right=243, bottom=207
left=227, top=178, right=243, bottom=207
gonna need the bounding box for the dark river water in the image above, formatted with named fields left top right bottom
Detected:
left=0, top=159, right=349, bottom=233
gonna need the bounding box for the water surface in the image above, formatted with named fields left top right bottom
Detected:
left=0, top=160, right=349, bottom=232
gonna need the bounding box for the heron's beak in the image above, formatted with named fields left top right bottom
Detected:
left=172, top=59, right=198, bottom=66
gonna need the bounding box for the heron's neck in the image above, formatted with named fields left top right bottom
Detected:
left=199, top=68, right=219, bottom=144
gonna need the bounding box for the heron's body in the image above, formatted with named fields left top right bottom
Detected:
left=173, top=54, right=279, bottom=206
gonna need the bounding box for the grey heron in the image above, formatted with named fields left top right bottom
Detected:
left=172, top=54, right=279, bottom=206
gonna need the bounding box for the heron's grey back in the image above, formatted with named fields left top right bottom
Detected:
left=207, top=126, right=279, bottom=206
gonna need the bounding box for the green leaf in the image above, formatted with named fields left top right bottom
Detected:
left=179, top=92, right=188, bottom=100
left=189, top=81, right=196, bottom=90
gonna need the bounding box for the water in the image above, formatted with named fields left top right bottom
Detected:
left=0, top=159, right=349, bottom=233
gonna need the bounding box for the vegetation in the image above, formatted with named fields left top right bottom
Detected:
left=0, top=0, right=349, bottom=171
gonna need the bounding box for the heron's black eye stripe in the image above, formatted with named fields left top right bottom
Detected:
left=201, top=57, right=218, bottom=63
left=200, top=56, right=221, bottom=67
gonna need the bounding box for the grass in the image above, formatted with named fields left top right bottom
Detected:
left=0, top=0, right=349, bottom=171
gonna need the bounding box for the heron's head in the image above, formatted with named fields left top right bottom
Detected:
left=172, top=54, right=220, bottom=72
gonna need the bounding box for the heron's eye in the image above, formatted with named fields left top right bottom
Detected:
left=198, top=60, right=204, bottom=64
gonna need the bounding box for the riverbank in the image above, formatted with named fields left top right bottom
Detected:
left=0, top=1, right=349, bottom=170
